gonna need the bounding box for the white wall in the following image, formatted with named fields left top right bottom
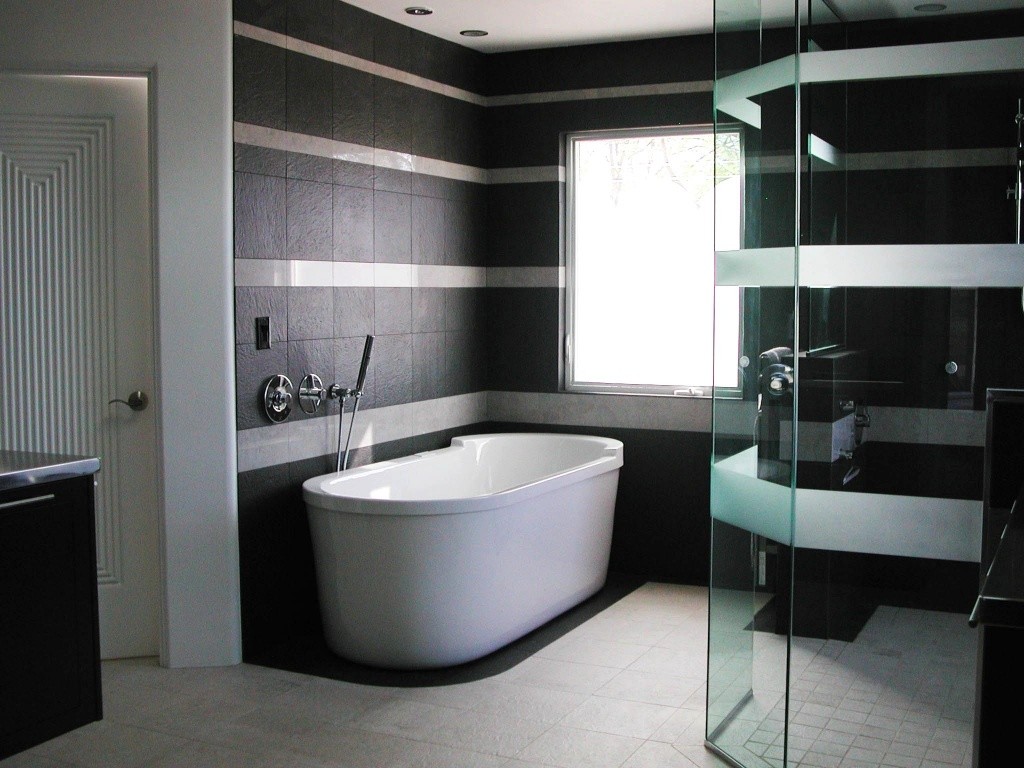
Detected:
left=0, top=0, right=240, bottom=666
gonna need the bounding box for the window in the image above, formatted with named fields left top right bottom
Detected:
left=565, top=126, right=743, bottom=395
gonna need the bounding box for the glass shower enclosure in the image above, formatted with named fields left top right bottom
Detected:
left=708, top=1, right=1024, bottom=766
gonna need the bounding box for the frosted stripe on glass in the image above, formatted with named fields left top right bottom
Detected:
left=716, top=244, right=1024, bottom=288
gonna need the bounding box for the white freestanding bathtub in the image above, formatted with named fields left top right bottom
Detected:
left=302, top=432, right=623, bottom=669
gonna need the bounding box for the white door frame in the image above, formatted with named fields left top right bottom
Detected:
left=0, top=0, right=240, bottom=668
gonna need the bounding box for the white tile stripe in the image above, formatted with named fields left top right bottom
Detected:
left=233, top=122, right=488, bottom=184
left=237, top=393, right=986, bottom=472
left=234, top=21, right=487, bottom=106
left=234, top=20, right=712, bottom=109
left=757, top=147, right=1016, bottom=173
left=486, top=80, right=714, bottom=107
left=235, top=121, right=1016, bottom=188
left=234, top=259, right=526, bottom=288
left=486, top=267, right=565, bottom=289
left=237, top=392, right=488, bottom=472
left=489, top=166, right=565, bottom=184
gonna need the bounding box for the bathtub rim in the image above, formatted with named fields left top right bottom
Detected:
left=302, top=432, right=623, bottom=517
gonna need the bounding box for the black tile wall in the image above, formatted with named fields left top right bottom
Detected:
left=485, top=34, right=713, bottom=96
left=487, top=183, right=562, bottom=268
left=332, top=185, right=373, bottom=262
left=233, top=172, right=286, bottom=259
left=287, top=0, right=332, bottom=49
left=331, top=1, right=375, bottom=61
left=235, top=343, right=288, bottom=430
left=487, top=289, right=561, bottom=393
left=233, top=37, right=286, bottom=129
left=286, top=50, right=333, bottom=139
left=286, top=178, right=333, bottom=260
left=234, top=287, right=287, bottom=346
left=333, top=286, right=374, bottom=338
left=486, top=94, right=712, bottom=169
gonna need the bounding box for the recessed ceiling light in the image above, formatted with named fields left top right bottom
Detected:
left=913, top=3, right=947, bottom=11
left=405, top=6, right=432, bottom=15
left=460, top=29, right=488, bottom=37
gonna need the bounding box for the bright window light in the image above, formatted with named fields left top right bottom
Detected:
left=566, top=126, right=743, bottom=395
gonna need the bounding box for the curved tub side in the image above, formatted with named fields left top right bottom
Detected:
left=306, top=466, right=620, bottom=669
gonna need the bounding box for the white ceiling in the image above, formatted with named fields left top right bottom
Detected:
left=345, top=0, right=1024, bottom=53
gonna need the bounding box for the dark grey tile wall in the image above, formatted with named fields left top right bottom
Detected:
left=232, top=9, right=489, bottom=398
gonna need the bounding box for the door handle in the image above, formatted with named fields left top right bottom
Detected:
left=109, top=390, right=149, bottom=411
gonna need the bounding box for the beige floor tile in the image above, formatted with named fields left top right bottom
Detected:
left=597, top=668, right=705, bottom=708
left=561, top=696, right=677, bottom=739
left=501, top=656, right=622, bottom=695
left=29, top=720, right=188, bottom=768
left=537, top=634, right=652, bottom=669
left=515, top=724, right=644, bottom=768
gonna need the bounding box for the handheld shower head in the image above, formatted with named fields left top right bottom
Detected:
left=355, top=334, right=374, bottom=394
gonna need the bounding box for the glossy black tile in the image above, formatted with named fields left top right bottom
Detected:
left=409, top=26, right=486, bottom=94
left=445, top=288, right=484, bottom=332
left=444, top=191, right=486, bottom=268
left=234, top=0, right=287, bottom=34
left=410, top=172, right=450, bottom=200
left=286, top=178, right=333, bottom=261
left=486, top=94, right=712, bottom=169
left=287, top=0, right=332, bottom=48
left=412, top=332, right=445, bottom=402
left=287, top=286, right=334, bottom=341
left=373, top=190, right=412, bottom=264
left=406, top=86, right=447, bottom=162
left=373, top=77, right=412, bottom=154
left=443, top=329, right=486, bottom=396
left=235, top=286, right=288, bottom=346
left=485, top=34, right=713, bottom=96
left=334, top=159, right=374, bottom=190
left=371, top=11, right=410, bottom=72
left=411, top=195, right=445, bottom=265
left=332, top=0, right=374, bottom=61
left=334, top=286, right=374, bottom=339
left=486, top=289, right=560, bottom=393
left=374, top=287, right=412, bottom=335
left=286, top=50, right=333, bottom=139
left=234, top=36, right=287, bottom=130
left=234, top=172, right=286, bottom=260
left=235, top=343, right=288, bottom=430
left=446, top=98, right=485, bottom=168
left=373, top=333, right=413, bottom=407
left=333, top=64, right=374, bottom=146
left=487, top=183, right=561, bottom=268
left=333, top=185, right=374, bottom=263
left=373, top=167, right=412, bottom=194
left=412, top=288, right=445, bottom=333
left=234, top=143, right=287, bottom=176
left=286, top=151, right=333, bottom=183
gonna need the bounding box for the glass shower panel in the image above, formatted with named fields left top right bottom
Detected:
left=708, top=1, right=800, bottom=765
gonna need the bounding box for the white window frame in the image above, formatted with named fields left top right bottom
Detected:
left=564, top=124, right=744, bottom=397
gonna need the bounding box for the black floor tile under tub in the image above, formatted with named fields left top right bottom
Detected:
left=244, top=572, right=645, bottom=687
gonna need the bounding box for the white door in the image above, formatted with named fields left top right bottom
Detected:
left=0, top=72, right=160, bottom=659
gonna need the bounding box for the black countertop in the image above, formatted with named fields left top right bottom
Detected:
left=0, top=450, right=101, bottom=493
left=971, top=482, right=1024, bottom=629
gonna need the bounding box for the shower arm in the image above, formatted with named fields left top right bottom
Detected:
left=325, top=335, right=375, bottom=472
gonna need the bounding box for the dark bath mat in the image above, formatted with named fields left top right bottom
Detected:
left=245, top=572, right=646, bottom=687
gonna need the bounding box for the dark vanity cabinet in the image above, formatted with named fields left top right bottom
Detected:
left=0, top=452, right=102, bottom=761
